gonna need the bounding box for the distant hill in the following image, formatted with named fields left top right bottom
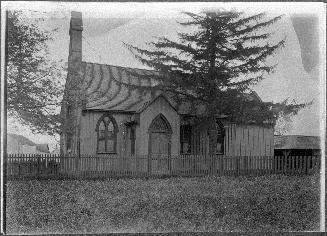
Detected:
left=8, top=133, right=36, bottom=146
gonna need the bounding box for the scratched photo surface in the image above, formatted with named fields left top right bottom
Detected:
left=3, top=2, right=324, bottom=234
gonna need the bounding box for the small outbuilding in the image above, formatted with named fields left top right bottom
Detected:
left=274, top=135, right=321, bottom=157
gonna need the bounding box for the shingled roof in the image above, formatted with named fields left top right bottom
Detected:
left=81, top=61, right=261, bottom=115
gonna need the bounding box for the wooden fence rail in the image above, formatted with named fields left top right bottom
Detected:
left=6, top=154, right=320, bottom=180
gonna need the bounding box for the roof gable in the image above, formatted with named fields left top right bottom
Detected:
left=136, top=93, right=178, bottom=114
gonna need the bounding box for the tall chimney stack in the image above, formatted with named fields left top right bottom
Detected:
left=68, top=11, right=83, bottom=89
left=63, top=11, right=83, bottom=156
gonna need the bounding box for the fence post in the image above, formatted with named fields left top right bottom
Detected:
left=36, top=155, right=41, bottom=177
left=74, top=154, right=79, bottom=178
left=283, top=156, right=286, bottom=174
left=168, top=153, right=172, bottom=174
left=219, top=155, right=223, bottom=176
left=303, top=156, right=308, bottom=175
left=136, top=155, right=139, bottom=176
left=235, top=156, right=239, bottom=176
left=147, top=154, right=151, bottom=176
left=315, top=156, right=320, bottom=173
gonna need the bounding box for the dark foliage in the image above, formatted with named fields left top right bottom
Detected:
left=124, top=11, right=308, bottom=124
left=7, top=11, right=64, bottom=135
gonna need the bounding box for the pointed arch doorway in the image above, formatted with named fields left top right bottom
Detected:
left=148, top=114, right=172, bottom=174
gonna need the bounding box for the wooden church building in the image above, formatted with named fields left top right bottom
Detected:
left=60, top=12, right=274, bottom=173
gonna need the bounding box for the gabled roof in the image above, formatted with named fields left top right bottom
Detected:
left=82, top=62, right=160, bottom=112
left=81, top=61, right=262, bottom=115
left=274, top=135, right=321, bottom=150
left=136, top=93, right=178, bottom=114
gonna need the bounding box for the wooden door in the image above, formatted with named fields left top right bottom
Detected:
left=148, top=114, right=172, bottom=175
left=150, top=132, right=170, bottom=174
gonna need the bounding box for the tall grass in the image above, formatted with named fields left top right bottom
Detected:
left=6, top=174, right=320, bottom=233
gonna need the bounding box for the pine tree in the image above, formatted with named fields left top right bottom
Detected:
left=125, top=10, right=306, bottom=124
left=7, top=11, right=64, bottom=135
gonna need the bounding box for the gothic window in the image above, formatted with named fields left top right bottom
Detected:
left=149, top=114, right=172, bottom=133
left=216, top=121, right=224, bottom=155
left=66, top=133, right=73, bottom=153
left=96, top=114, right=118, bottom=153
left=66, top=104, right=73, bottom=118
left=130, top=126, right=136, bottom=155
left=180, top=125, right=192, bottom=154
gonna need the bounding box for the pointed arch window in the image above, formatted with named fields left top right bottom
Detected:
left=96, top=114, right=118, bottom=153
left=130, top=126, right=136, bottom=155
left=216, top=120, right=225, bottom=155
left=180, top=125, right=192, bottom=154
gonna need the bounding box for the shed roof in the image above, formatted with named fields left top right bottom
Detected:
left=274, top=135, right=321, bottom=150
left=81, top=61, right=261, bottom=115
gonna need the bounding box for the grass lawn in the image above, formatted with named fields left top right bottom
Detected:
left=6, top=174, right=320, bottom=233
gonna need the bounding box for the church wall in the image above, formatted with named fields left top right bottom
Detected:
left=222, top=124, right=274, bottom=170
left=79, top=111, right=130, bottom=156
left=223, top=124, right=274, bottom=157
left=78, top=110, right=273, bottom=159
left=185, top=122, right=274, bottom=172
left=190, top=122, right=274, bottom=157
left=139, top=96, right=180, bottom=156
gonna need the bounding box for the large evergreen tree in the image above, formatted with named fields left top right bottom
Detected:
left=125, top=10, right=306, bottom=124
left=7, top=11, right=64, bottom=135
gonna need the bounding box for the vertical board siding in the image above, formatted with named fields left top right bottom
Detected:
left=79, top=106, right=273, bottom=160
left=235, top=126, right=240, bottom=156
left=188, top=123, right=273, bottom=158
left=259, top=127, right=264, bottom=156
left=248, top=127, right=254, bottom=156
left=223, top=124, right=273, bottom=161
left=244, top=127, right=249, bottom=156
left=266, top=128, right=272, bottom=156
left=270, top=128, right=274, bottom=156
left=232, top=124, right=237, bottom=156
left=226, top=126, right=229, bottom=156
left=253, top=126, right=260, bottom=156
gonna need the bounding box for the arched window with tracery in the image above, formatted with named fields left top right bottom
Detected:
left=95, top=114, right=118, bottom=153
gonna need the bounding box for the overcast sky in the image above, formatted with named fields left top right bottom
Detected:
left=3, top=2, right=325, bottom=150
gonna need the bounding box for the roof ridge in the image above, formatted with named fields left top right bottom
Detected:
left=82, top=61, right=156, bottom=72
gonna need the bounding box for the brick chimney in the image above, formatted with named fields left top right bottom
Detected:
left=62, top=11, right=84, bottom=156
left=68, top=11, right=83, bottom=89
